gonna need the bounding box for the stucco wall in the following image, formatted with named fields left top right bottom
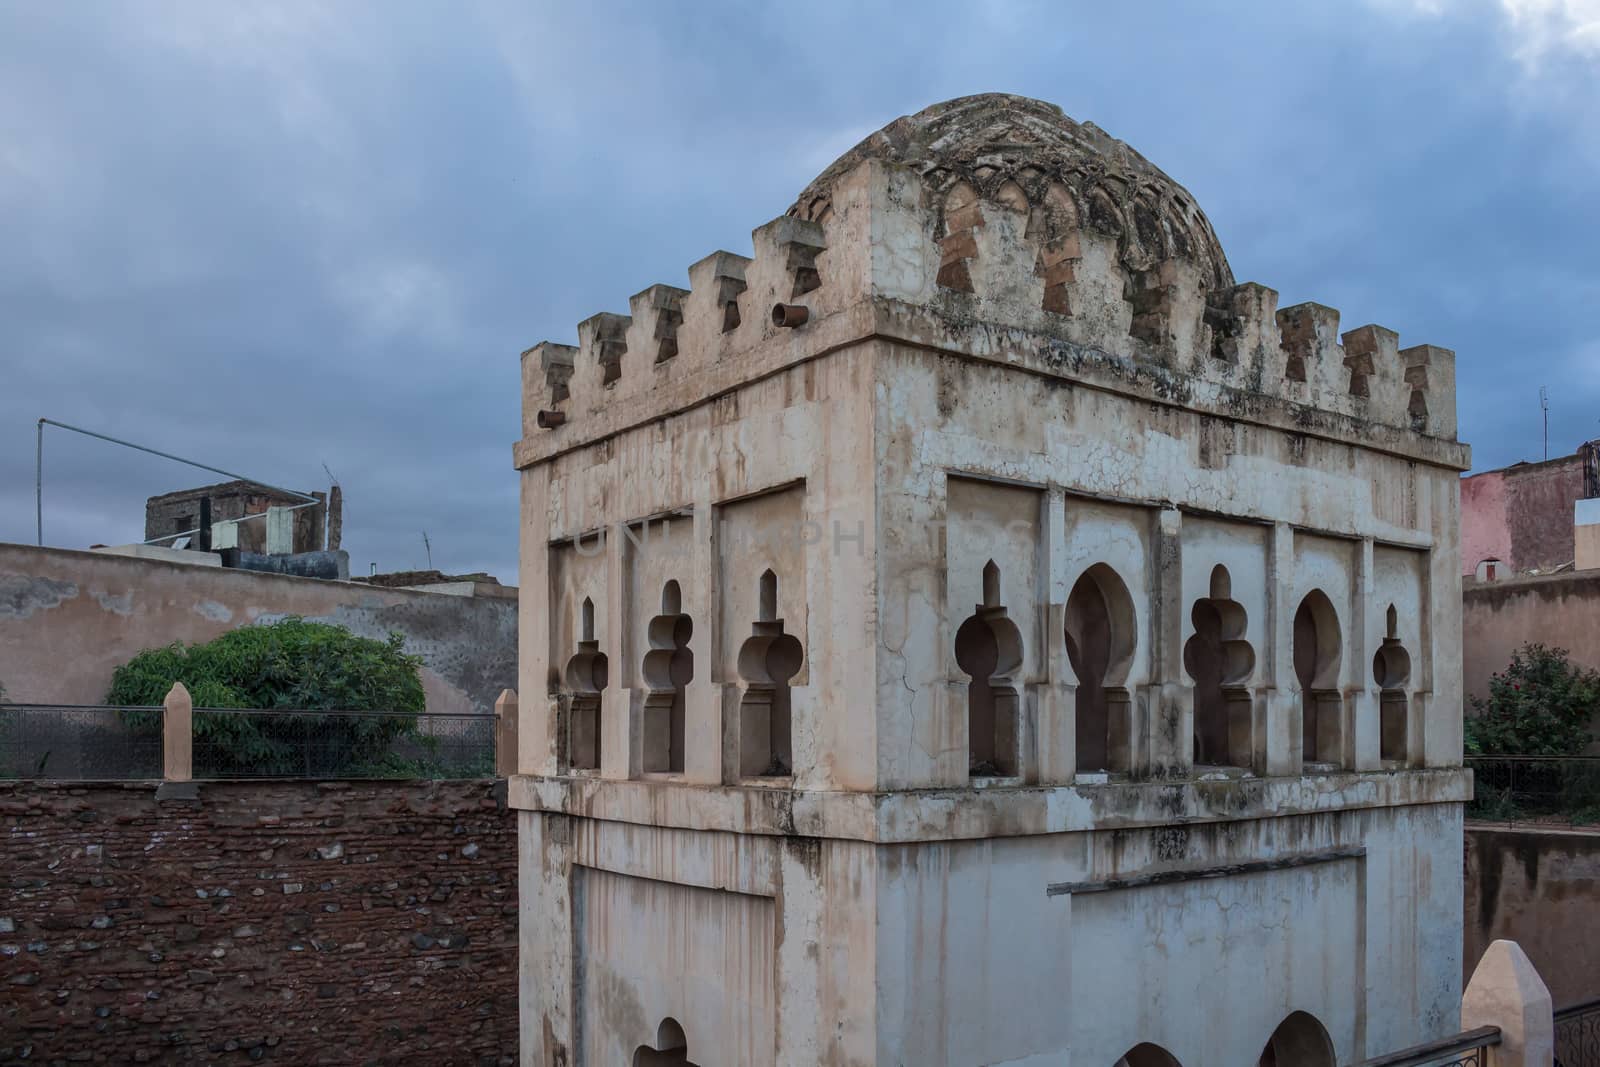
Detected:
left=1464, top=826, right=1600, bottom=1009
left=1462, top=570, right=1600, bottom=705
left=0, top=543, right=516, bottom=714
left=1460, top=456, right=1587, bottom=576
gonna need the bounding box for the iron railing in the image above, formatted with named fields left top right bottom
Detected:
left=1466, top=756, right=1600, bottom=827
left=0, top=704, right=495, bottom=780
left=0, top=704, right=164, bottom=780
left=1558, top=996, right=1600, bottom=1067
left=1347, top=1025, right=1500, bottom=1067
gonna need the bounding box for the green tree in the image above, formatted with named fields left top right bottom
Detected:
left=107, top=618, right=427, bottom=776
left=1466, top=643, right=1600, bottom=756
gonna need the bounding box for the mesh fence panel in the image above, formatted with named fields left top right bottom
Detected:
left=0, top=704, right=163, bottom=780
left=190, top=708, right=496, bottom=779
left=1467, top=757, right=1600, bottom=827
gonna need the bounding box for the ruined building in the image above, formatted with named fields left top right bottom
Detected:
left=511, top=95, right=1470, bottom=1066
left=145, top=479, right=342, bottom=555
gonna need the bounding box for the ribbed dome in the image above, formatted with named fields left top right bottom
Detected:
left=790, top=94, right=1233, bottom=289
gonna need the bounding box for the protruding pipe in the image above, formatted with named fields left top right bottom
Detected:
left=771, top=303, right=809, bottom=328
left=536, top=410, right=567, bottom=429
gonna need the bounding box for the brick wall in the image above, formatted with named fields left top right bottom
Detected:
left=0, top=779, right=517, bottom=1065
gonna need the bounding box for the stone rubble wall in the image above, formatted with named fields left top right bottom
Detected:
left=0, top=779, right=516, bottom=1065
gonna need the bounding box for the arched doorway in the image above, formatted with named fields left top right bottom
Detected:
left=1257, top=1011, right=1335, bottom=1067
left=1293, top=589, right=1343, bottom=767
left=1115, top=1042, right=1183, bottom=1067
left=633, top=1017, right=701, bottom=1066
left=1066, top=563, right=1137, bottom=773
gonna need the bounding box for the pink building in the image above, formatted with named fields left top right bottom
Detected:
left=1459, top=442, right=1599, bottom=578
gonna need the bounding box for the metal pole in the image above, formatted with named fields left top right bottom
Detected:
left=35, top=419, right=43, bottom=546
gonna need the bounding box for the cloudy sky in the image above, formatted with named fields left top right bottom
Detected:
left=3, top=1, right=1597, bottom=582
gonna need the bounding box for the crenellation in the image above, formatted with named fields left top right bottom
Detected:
left=522, top=342, right=576, bottom=434
left=686, top=249, right=751, bottom=339
left=1207, top=282, right=1285, bottom=385
left=1341, top=324, right=1406, bottom=424
left=1276, top=301, right=1346, bottom=402
left=628, top=284, right=689, bottom=365
left=1400, top=343, right=1457, bottom=438
left=575, top=311, right=631, bottom=394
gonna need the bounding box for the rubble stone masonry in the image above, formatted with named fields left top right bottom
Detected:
left=0, top=779, right=517, bottom=1065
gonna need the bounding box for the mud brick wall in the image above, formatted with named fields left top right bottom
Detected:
left=0, top=779, right=517, bottom=1065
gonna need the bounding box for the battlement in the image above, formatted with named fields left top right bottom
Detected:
left=518, top=105, right=1460, bottom=463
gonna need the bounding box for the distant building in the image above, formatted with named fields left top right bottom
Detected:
left=144, top=480, right=342, bottom=555
left=1461, top=441, right=1600, bottom=578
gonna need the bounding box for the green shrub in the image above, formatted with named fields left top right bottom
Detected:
left=1466, top=643, right=1600, bottom=756
left=107, top=618, right=426, bottom=776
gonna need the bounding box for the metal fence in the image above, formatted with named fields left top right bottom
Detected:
left=190, top=707, right=495, bottom=779
left=1558, top=996, right=1600, bottom=1067
left=0, top=704, right=164, bottom=780
left=1347, top=1025, right=1499, bottom=1067
left=0, top=703, right=496, bottom=781
left=1466, top=756, right=1600, bottom=827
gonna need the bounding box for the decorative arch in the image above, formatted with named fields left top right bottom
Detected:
left=633, top=1017, right=699, bottom=1067
left=1115, top=1042, right=1183, bottom=1067
left=1257, top=1011, right=1335, bottom=1067
left=936, top=180, right=982, bottom=294
left=1184, top=564, right=1256, bottom=767
left=641, top=581, right=694, bottom=774
left=1293, top=589, right=1344, bottom=767
left=562, top=595, right=608, bottom=771
left=1066, top=563, right=1138, bottom=773
left=1373, top=603, right=1413, bottom=763
left=736, top=569, right=804, bottom=778
left=955, top=560, right=1024, bottom=777
left=1030, top=181, right=1082, bottom=315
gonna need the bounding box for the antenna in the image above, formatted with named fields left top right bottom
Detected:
left=422, top=530, right=432, bottom=570
left=320, top=461, right=339, bottom=487
left=1541, top=386, right=1550, bottom=461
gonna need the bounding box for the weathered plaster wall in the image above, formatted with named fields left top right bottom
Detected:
left=1460, top=455, right=1587, bottom=576
left=0, top=543, right=516, bottom=714
left=0, top=779, right=516, bottom=1065
left=1464, top=826, right=1600, bottom=1010
left=1462, top=570, right=1600, bottom=705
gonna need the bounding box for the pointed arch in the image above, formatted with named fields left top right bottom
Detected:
left=1116, top=1042, right=1183, bottom=1067
left=1293, top=589, right=1344, bottom=767
left=1257, top=1011, right=1334, bottom=1067
left=633, top=1017, right=699, bottom=1067
left=1066, top=563, right=1138, bottom=773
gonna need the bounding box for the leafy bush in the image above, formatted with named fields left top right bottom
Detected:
left=107, top=618, right=426, bottom=776
left=1466, top=643, right=1600, bottom=756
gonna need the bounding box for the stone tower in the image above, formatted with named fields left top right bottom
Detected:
left=512, top=95, right=1470, bottom=1066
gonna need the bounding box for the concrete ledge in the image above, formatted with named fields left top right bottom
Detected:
left=507, top=766, right=1473, bottom=843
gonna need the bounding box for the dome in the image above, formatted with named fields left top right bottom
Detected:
left=789, top=94, right=1233, bottom=289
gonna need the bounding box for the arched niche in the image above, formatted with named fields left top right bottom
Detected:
left=1065, top=563, right=1137, bottom=774
left=1115, top=1042, right=1183, bottom=1067
left=1184, top=564, right=1256, bottom=768
left=1256, top=1011, right=1335, bottom=1067
left=736, top=569, right=804, bottom=778
left=1293, top=589, right=1344, bottom=767
left=633, top=1017, right=699, bottom=1067
left=641, top=580, right=694, bottom=774
left=562, top=595, right=608, bottom=771
left=955, top=560, right=1024, bottom=777
left=1373, top=603, right=1413, bottom=763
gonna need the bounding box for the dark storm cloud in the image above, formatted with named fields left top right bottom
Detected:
left=3, top=1, right=1597, bottom=580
